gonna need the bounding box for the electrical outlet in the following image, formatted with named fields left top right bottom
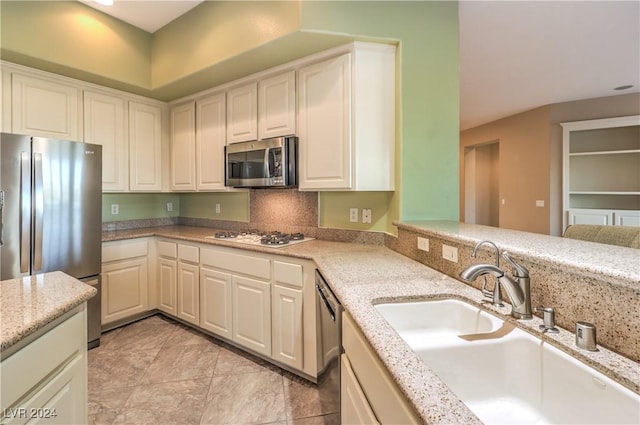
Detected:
left=166, top=202, right=173, bottom=212
left=349, top=208, right=358, bottom=223
left=442, top=244, right=458, bottom=263
left=362, top=208, right=372, bottom=224
left=417, top=237, right=429, bottom=252
left=215, top=203, right=221, bottom=214
left=111, top=204, right=119, bottom=215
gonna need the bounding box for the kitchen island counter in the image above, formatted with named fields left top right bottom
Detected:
left=102, top=225, right=640, bottom=424
left=0, top=271, right=96, bottom=354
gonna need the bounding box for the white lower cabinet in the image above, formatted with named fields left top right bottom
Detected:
left=342, top=311, right=421, bottom=424
left=199, top=268, right=233, bottom=339
left=341, top=353, right=380, bottom=425
left=157, top=257, right=178, bottom=316
left=272, top=284, right=303, bottom=370
left=1, top=307, right=87, bottom=425
left=101, top=239, right=150, bottom=325
left=177, top=261, right=200, bottom=325
left=232, top=275, right=272, bottom=356
left=152, top=240, right=317, bottom=378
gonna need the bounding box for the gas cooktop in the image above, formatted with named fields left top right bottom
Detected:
left=207, top=230, right=314, bottom=248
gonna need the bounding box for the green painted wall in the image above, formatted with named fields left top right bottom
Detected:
left=102, top=193, right=180, bottom=222
left=319, top=192, right=394, bottom=232
left=300, top=1, right=460, bottom=224
left=4, top=1, right=460, bottom=233
left=180, top=193, right=250, bottom=222
left=152, top=1, right=301, bottom=87
left=0, top=1, right=153, bottom=94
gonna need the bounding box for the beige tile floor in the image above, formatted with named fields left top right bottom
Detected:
left=88, top=315, right=339, bottom=425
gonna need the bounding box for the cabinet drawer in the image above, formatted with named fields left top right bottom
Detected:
left=1, top=310, right=84, bottom=410
left=102, top=240, right=148, bottom=262
left=273, top=261, right=303, bottom=288
left=201, top=248, right=270, bottom=279
left=157, top=240, right=177, bottom=258
left=178, top=244, right=199, bottom=263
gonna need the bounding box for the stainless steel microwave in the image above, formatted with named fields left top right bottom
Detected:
left=225, top=136, right=298, bottom=188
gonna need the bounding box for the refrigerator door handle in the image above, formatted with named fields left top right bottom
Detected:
left=33, top=152, right=44, bottom=271
left=20, top=152, right=30, bottom=273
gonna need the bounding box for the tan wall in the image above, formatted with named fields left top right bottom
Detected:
left=548, top=93, right=640, bottom=234
left=461, top=93, right=640, bottom=236
left=460, top=106, right=552, bottom=235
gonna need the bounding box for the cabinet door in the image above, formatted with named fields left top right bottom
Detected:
left=158, top=257, right=178, bottom=316
left=11, top=73, right=81, bottom=140
left=170, top=102, right=196, bottom=191
left=84, top=91, right=128, bottom=192
left=101, top=257, right=149, bottom=324
left=129, top=101, right=162, bottom=191
left=258, top=71, right=296, bottom=139
left=298, top=54, right=352, bottom=190
left=614, top=210, right=640, bottom=227
left=567, top=209, right=613, bottom=226
left=197, top=93, right=226, bottom=190
left=200, top=267, right=233, bottom=339
left=341, top=354, right=380, bottom=425
left=272, top=284, right=303, bottom=370
left=177, top=262, right=200, bottom=325
left=226, top=82, right=257, bottom=143
left=232, top=275, right=271, bottom=356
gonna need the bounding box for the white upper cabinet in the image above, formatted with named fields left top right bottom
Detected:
left=258, top=70, right=296, bottom=139
left=196, top=92, right=226, bottom=190
left=298, top=43, right=396, bottom=191
left=11, top=73, right=82, bottom=141
left=129, top=101, right=163, bottom=191
left=170, top=93, right=227, bottom=191
left=170, top=101, right=197, bottom=191
left=84, top=91, right=128, bottom=191
left=226, top=82, right=258, bottom=143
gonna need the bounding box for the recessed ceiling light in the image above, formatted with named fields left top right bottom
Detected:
left=613, top=85, right=634, bottom=91
left=94, top=0, right=114, bottom=6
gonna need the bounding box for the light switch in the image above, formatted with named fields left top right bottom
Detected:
left=536, top=200, right=545, bottom=207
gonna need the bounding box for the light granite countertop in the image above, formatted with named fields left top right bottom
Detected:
left=397, top=220, right=640, bottom=290
left=0, top=271, right=97, bottom=352
left=102, top=225, right=640, bottom=424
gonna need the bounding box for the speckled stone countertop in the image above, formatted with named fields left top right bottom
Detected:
left=397, top=220, right=640, bottom=289
left=0, top=271, right=97, bottom=352
left=102, top=225, right=640, bottom=424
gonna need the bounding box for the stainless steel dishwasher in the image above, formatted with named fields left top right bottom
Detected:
left=315, top=269, right=342, bottom=417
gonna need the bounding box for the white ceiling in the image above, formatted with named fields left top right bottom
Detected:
left=80, top=1, right=640, bottom=130
left=459, top=1, right=640, bottom=130
left=79, top=0, right=203, bottom=33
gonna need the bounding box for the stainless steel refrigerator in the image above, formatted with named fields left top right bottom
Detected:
left=0, top=133, right=102, bottom=348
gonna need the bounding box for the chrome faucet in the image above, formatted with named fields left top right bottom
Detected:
left=471, top=240, right=503, bottom=307
left=460, top=244, right=533, bottom=320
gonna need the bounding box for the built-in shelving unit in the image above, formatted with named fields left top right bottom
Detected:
left=562, top=115, right=640, bottom=230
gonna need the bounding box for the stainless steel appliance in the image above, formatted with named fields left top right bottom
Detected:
left=208, top=230, right=314, bottom=248
left=315, top=269, right=342, bottom=417
left=0, top=133, right=102, bottom=349
left=225, top=136, right=297, bottom=188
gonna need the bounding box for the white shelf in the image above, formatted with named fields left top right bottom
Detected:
left=569, top=149, right=640, bottom=156
left=569, top=191, right=640, bottom=195
left=562, top=115, right=640, bottom=230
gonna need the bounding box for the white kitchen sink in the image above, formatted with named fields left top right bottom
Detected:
left=375, top=298, right=640, bottom=424
left=374, top=299, right=504, bottom=350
